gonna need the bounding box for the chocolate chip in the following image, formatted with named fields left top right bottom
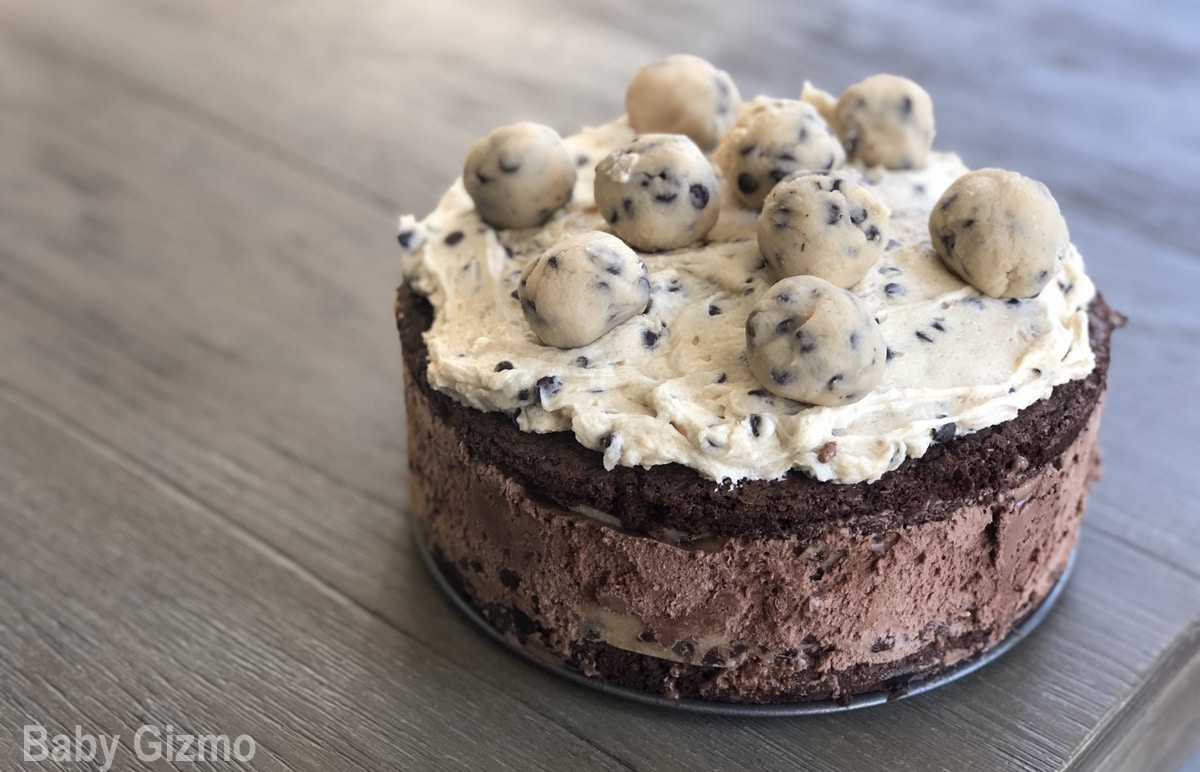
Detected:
left=397, top=230, right=415, bottom=249
left=575, top=356, right=589, bottom=368
left=516, top=388, right=531, bottom=402
left=768, top=168, right=789, bottom=183
left=849, top=207, right=867, bottom=225
left=708, top=303, right=722, bottom=316
left=885, top=238, right=901, bottom=251
left=738, top=144, right=757, bottom=157
left=737, top=173, right=759, bottom=194
left=654, top=192, right=678, bottom=204
left=932, top=422, right=956, bottom=443
left=701, top=648, right=726, bottom=667
left=849, top=331, right=859, bottom=350
left=865, top=225, right=881, bottom=241
left=899, top=95, right=913, bottom=117
left=623, top=198, right=635, bottom=217
left=826, top=373, right=844, bottom=390
left=775, top=318, right=797, bottom=335
left=871, top=636, right=896, bottom=653
left=576, top=154, right=590, bottom=167
left=642, top=329, right=659, bottom=348
left=886, top=346, right=896, bottom=362
left=600, top=433, right=614, bottom=448
left=931, top=319, right=946, bottom=332
left=715, top=372, right=727, bottom=384
left=825, top=202, right=842, bottom=225
left=749, top=414, right=762, bottom=437
left=817, top=441, right=837, bottom=463
left=672, top=639, right=696, bottom=659
left=494, top=360, right=514, bottom=372
left=771, top=368, right=794, bottom=385
left=546, top=255, right=559, bottom=269
left=884, top=282, right=905, bottom=297
left=500, top=569, right=521, bottom=589
left=510, top=608, right=539, bottom=637
left=536, top=375, right=562, bottom=401
left=915, top=330, right=933, bottom=343
left=686, top=184, right=709, bottom=209
left=443, top=230, right=464, bottom=246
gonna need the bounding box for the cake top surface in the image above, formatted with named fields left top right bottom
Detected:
left=397, top=70, right=1095, bottom=485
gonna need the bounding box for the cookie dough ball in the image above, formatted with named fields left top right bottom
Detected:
left=758, top=171, right=890, bottom=288
left=518, top=231, right=651, bottom=348
left=626, top=54, right=741, bottom=151
left=463, top=122, right=576, bottom=229
left=745, top=276, right=886, bottom=406
left=594, top=134, right=720, bottom=252
left=717, top=98, right=845, bottom=209
left=835, top=75, right=935, bottom=170
left=929, top=168, right=1069, bottom=299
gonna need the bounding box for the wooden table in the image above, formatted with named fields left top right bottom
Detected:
left=2, top=2, right=1197, bottom=770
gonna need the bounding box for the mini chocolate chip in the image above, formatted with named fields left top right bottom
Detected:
left=642, top=329, right=659, bottom=348
left=689, top=183, right=710, bottom=209
left=964, top=296, right=986, bottom=309
left=654, top=192, right=678, bottom=204
left=500, top=569, right=521, bottom=589
left=715, top=372, right=727, bottom=384
left=826, top=373, right=843, bottom=390
left=576, top=154, right=590, bottom=167
left=899, top=95, right=913, bottom=117
left=708, top=304, right=722, bottom=316
left=871, top=637, right=896, bottom=653
left=849, top=331, right=859, bottom=349
left=825, top=202, right=842, bottom=225
left=939, top=193, right=959, bottom=211
left=776, top=318, right=796, bottom=335
left=748, top=388, right=770, bottom=398
left=865, top=225, right=881, bottom=241
left=850, top=207, right=867, bottom=225
left=737, top=173, right=760, bottom=194
left=494, top=360, right=514, bottom=372
left=749, top=414, right=762, bottom=437
left=962, top=218, right=975, bottom=229
left=575, top=356, right=590, bottom=368
left=932, top=422, right=956, bottom=443
left=886, top=346, right=896, bottom=362
left=701, top=648, right=726, bottom=667
left=509, top=290, right=518, bottom=300
left=600, top=433, right=614, bottom=448
left=830, top=177, right=843, bottom=192
left=1006, top=298, right=1024, bottom=306
left=638, top=629, right=657, bottom=643
left=768, top=168, right=789, bottom=183
left=771, top=368, right=794, bottom=385
left=884, top=282, right=906, bottom=297
left=609, top=208, right=619, bottom=223
left=915, top=330, right=933, bottom=343
left=546, top=255, right=559, bottom=269
left=623, top=198, right=635, bottom=217
left=510, top=608, right=538, bottom=637
left=397, top=230, right=415, bottom=249
left=739, top=144, right=757, bottom=156
left=673, top=640, right=696, bottom=659
left=931, top=319, right=946, bottom=332
left=498, top=159, right=520, bottom=173
left=516, top=388, right=531, bottom=402
left=537, top=375, right=562, bottom=401
left=474, top=170, right=491, bottom=184
left=885, top=238, right=901, bottom=251
left=444, top=230, right=464, bottom=246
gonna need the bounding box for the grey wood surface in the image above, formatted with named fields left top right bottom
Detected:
left=0, top=1, right=1197, bottom=770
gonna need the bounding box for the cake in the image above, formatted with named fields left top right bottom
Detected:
left=396, top=59, right=1119, bottom=705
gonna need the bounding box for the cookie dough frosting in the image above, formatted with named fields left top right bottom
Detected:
left=399, top=111, right=1095, bottom=485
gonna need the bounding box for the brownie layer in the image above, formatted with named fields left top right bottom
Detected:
left=398, top=287, right=1117, bottom=702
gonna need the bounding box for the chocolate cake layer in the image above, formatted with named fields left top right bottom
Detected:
left=399, top=287, right=1116, bottom=703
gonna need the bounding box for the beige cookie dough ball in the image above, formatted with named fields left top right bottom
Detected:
left=626, top=54, right=741, bottom=151
left=929, top=168, right=1069, bottom=299
left=835, top=74, right=935, bottom=170
left=463, top=122, right=576, bottom=229
left=758, top=171, right=890, bottom=288
left=745, top=276, right=886, bottom=406
left=594, top=134, right=720, bottom=252
left=518, top=231, right=651, bottom=348
left=717, top=97, right=845, bottom=209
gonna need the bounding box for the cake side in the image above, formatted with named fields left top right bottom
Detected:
left=401, top=289, right=1115, bottom=702
left=401, top=291, right=1114, bottom=703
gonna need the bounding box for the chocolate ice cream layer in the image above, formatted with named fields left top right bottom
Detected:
left=399, top=288, right=1117, bottom=703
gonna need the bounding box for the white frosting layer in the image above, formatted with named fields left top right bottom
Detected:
left=400, top=119, right=1095, bottom=484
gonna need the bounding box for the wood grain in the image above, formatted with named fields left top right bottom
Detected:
left=0, top=0, right=1197, bottom=769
